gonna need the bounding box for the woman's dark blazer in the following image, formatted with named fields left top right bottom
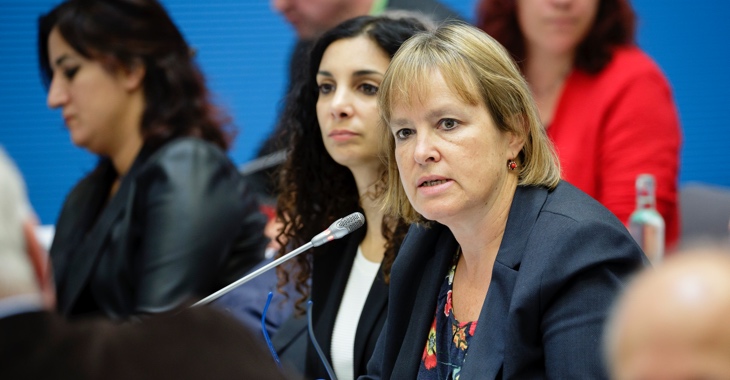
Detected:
left=50, top=137, right=268, bottom=320
left=363, top=181, right=647, bottom=379
left=273, top=224, right=389, bottom=379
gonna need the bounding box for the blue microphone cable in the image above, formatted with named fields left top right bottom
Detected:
left=261, top=291, right=282, bottom=368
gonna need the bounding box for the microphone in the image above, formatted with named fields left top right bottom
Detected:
left=192, top=212, right=365, bottom=307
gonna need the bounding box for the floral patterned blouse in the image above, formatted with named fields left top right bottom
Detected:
left=418, top=250, right=478, bottom=380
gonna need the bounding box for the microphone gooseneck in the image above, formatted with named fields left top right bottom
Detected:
left=192, top=212, right=365, bottom=307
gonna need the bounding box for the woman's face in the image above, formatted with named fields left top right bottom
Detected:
left=389, top=70, right=523, bottom=226
left=517, top=0, right=599, bottom=56
left=316, top=36, right=391, bottom=174
left=46, top=27, right=142, bottom=156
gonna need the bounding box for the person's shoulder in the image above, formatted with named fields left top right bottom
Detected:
left=526, top=182, right=646, bottom=275
left=150, top=137, right=229, bottom=165
left=139, top=137, right=237, bottom=177
left=539, top=181, right=626, bottom=229
left=609, top=46, right=659, bottom=69
left=599, top=46, right=669, bottom=84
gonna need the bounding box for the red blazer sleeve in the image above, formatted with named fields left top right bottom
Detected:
left=599, top=62, right=682, bottom=247
left=548, top=48, right=682, bottom=248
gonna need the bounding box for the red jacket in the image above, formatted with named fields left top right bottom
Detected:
left=548, top=47, right=682, bottom=247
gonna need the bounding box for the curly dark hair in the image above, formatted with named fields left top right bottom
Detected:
left=38, top=0, right=231, bottom=151
left=275, top=15, right=427, bottom=314
left=477, top=0, right=636, bottom=74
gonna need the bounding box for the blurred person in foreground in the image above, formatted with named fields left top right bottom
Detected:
left=477, top=0, right=682, bottom=247
left=362, top=22, right=646, bottom=379
left=264, top=15, right=427, bottom=380
left=0, top=148, right=289, bottom=380
left=39, top=0, right=268, bottom=321
left=605, top=246, right=730, bottom=380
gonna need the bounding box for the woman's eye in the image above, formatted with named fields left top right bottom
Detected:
left=359, top=83, right=378, bottom=96
left=318, top=83, right=334, bottom=94
left=395, top=128, right=414, bottom=140
left=440, top=118, right=459, bottom=130
left=63, top=67, right=79, bottom=80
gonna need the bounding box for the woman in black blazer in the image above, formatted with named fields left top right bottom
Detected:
left=271, top=16, right=428, bottom=380
left=364, top=23, right=647, bottom=379
left=38, top=0, right=268, bottom=320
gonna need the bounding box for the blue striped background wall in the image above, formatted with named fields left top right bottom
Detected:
left=0, top=0, right=727, bottom=224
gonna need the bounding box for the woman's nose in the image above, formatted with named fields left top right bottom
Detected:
left=46, top=76, right=69, bottom=109
left=330, top=89, right=354, bottom=120
left=413, top=131, right=440, bottom=165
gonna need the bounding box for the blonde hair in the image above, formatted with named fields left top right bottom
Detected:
left=378, top=22, right=560, bottom=223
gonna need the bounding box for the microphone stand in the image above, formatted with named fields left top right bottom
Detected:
left=192, top=211, right=364, bottom=308
left=192, top=242, right=313, bottom=307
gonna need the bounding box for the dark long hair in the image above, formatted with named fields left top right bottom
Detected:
left=38, top=0, right=231, bottom=150
left=477, top=0, right=636, bottom=74
left=276, top=15, right=426, bottom=313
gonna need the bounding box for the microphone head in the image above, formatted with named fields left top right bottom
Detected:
left=336, top=212, right=365, bottom=233
left=310, top=212, right=366, bottom=247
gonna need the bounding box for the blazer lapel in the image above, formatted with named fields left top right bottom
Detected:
left=310, top=225, right=365, bottom=372
left=352, top=263, right=388, bottom=373
left=51, top=164, right=112, bottom=292
left=459, top=185, right=549, bottom=379
left=391, top=223, right=457, bottom=379
left=55, top=150, right=152, bottom=315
